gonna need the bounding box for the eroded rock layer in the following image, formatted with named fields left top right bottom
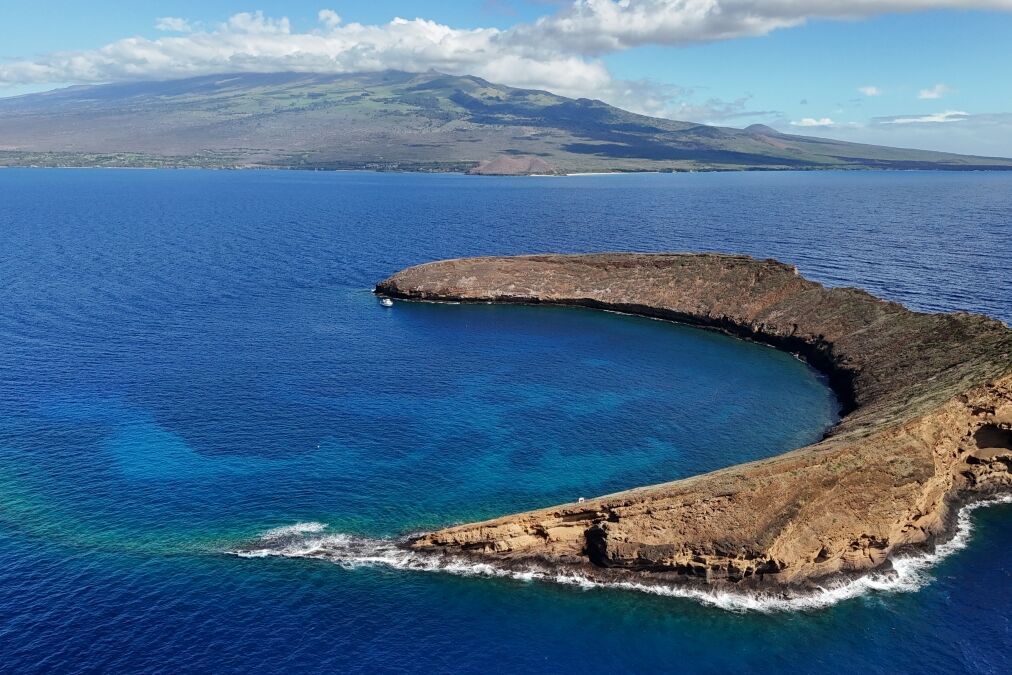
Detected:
left=375, top=253, right=1012, bottom=587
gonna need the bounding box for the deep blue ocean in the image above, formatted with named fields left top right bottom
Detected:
left=0, top=169, right=1010, bottom=674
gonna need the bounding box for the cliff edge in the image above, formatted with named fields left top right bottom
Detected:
left=375, top=253, right=1012, bottom=588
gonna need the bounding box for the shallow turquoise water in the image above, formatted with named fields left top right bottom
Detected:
left=1, top=169, right=1009, bottom=673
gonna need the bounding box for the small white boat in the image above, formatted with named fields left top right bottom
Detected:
left=380, top=297, right=394, bottom=307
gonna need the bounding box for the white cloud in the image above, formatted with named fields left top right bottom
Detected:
left=788, top=112, right=1012, bottom=157
left=513, top=1, right=1012, bottom=53
left=858, top=85, right=882, bottom=96
left=155, top=17, right=193, bottom=33
left=225, top=11, right=291, bottom=34
left=318, top=10, right=342, bottom=29
left=0, top=11, right=612, bottom=101
left=3, top=3, right=1012, bottom=94
left=791, top=117, right=836, bottom=127
left=878, top=110, right=969, bottom=124
left=918, top=83, right=951, bottom=99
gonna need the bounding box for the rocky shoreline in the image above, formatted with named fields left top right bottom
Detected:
left=375, top=253, right=1012, bottom=589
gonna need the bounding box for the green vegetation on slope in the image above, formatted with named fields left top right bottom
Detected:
left=1, top=71, right=1010, bottom=173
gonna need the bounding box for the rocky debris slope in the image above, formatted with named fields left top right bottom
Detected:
left=375, top=253, right=1012, bottom=587
left=468, top=156, right=555, bottom=175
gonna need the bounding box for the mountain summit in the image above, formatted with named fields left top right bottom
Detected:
left=1, top=71, right=1009, bottom=172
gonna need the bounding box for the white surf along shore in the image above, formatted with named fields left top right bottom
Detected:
left=228, top=494, right=1011, bottom=614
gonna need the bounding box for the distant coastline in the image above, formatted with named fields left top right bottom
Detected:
left=3, top=72, right=1012, bottom=174
left=5, top=155, right=1012, bottom=175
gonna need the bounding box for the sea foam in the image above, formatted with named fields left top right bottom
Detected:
left=229, top=494, right=1011, bottom=613
left=259, top=521, right=329, bottom=541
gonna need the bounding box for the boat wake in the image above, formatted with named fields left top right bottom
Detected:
left=228, top=494, right=1011, bottom=613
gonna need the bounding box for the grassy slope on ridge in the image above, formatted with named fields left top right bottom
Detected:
left=1, top=71, right=1010, bottom=173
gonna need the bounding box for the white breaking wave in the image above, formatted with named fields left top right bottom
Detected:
left=228, top=495, right=1011, bottom=613
left=258, top=521, right=329, bottom=542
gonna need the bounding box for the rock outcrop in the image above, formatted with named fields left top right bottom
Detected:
left=375, top=253, right=1012, bottom=588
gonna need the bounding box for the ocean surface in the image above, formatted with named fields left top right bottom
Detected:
left=0, top=168, right=1010, bottom=674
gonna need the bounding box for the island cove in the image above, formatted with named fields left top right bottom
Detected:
left=369, top=253, right=1012, bottom=593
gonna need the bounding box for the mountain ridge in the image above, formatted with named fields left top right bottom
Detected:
left=1, top=70, right=1010, bottom=173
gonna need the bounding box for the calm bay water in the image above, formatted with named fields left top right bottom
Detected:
left=0, top=169, right=1010, bottom=673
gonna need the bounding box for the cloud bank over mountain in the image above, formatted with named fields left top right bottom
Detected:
left=1, top=1, right=1010, bottom=154
left=3, top=2, right=1010, bottom=94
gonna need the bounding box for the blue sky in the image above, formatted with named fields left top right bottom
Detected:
left=2, top=1, right=1011, bottom=155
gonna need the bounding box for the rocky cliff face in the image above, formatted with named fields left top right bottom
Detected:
left=375, top=253, right=1012, bottom=587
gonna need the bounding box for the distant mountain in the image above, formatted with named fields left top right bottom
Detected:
left=1, top=71, right=1010, bottom=173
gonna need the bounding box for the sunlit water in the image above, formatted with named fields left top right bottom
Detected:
left=1, top=169, right=1009, bottom=673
